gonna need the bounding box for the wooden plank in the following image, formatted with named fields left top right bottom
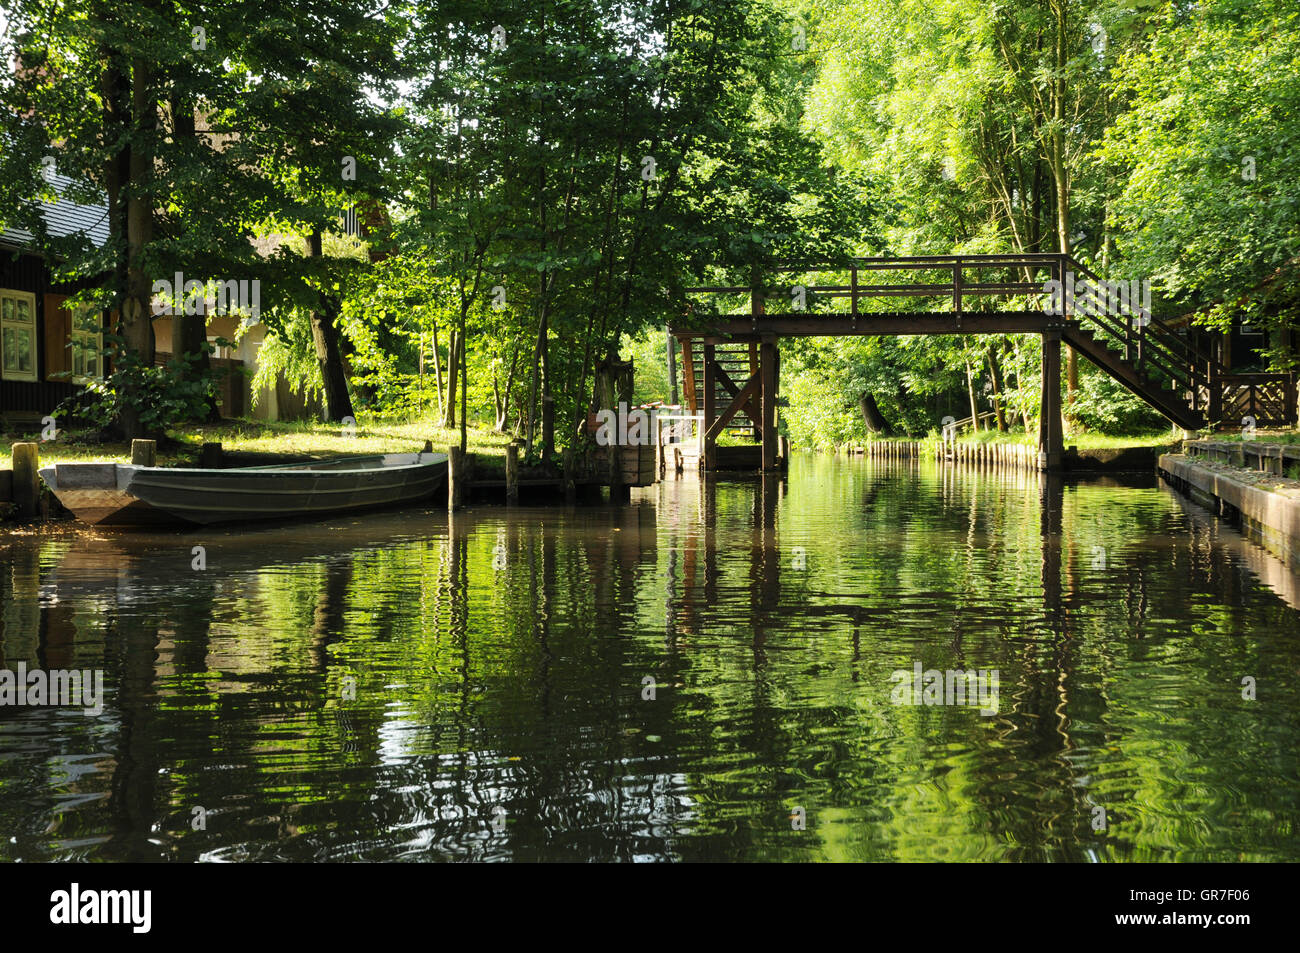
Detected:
left=681, top=339, right=697, bottom=414
left=712, top=362, right=763, bottom=440
left=702, top=344, right=717, bottom=469
left=705, top=371, right=760, bottom=442
left=761, top=340, right=778, bottom=470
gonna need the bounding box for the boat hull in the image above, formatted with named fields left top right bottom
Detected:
left=40, top=452, right=448, bottom=527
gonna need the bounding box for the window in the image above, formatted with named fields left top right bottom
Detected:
left=70, top=305, right=104, bottom=380
left=1, top=290, right=37, bottom=382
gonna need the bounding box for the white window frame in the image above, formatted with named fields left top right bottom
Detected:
left=0, top=289, right=38, bottom=382
left=69, top=304, right=104, bottom=381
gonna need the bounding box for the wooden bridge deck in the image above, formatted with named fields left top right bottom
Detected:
left=669, top=253, right=1296, bottom=472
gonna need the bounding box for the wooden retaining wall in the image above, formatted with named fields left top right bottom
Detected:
left=1159, top=452, right=1300, bottom=571
left=852, top=440, right=1044, bottom=471
left=1183, top=439, right=1300, bottom=477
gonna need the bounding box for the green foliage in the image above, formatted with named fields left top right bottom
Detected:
left=1066, top=365, right=1167, bottom=434
left=625, top=331, right=676, bottom=406
left=244, top=314, right=325, bottom=412
left=1099, top=0, right=1300, bottom=328
left=56, top=346, right=220, bottom=436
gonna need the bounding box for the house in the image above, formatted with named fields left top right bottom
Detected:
left=1, top=173, right=312, bottom=429
left=0, top=172, right=111, bottom=431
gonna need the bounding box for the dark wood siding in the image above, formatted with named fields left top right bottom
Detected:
left=0, top=249, right=83, bottom=418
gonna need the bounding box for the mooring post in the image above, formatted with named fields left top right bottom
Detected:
left=505, top=443, right=520, bottom=505
left=702, top=343, right=717, bottom=470
left=1038, top=332, right=1065, bottom=470
left=761, top=337, right=779, bottom=471
left=562, top=447, right=576, bottom=504
left=131, top=439, right=157, bottom=467
left=448, top=445, right=464, bottom=512
left=200, top=442, right=223, bottom=468
left=11, top=442, right=39, bottom=521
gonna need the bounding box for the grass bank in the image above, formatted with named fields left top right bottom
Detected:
left=1, top=416, right=517, bottom=470
left=865, top=428, right=1180, bottom=453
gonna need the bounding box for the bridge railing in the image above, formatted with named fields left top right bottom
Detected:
left=688, top=254, right=1065, bottom=320
left=683, top=254, right=1294, bottom=428
left=1059, top=257, right=1206, bottom=390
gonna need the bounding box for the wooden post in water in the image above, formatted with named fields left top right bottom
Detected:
left=131, top=439, right=157, bottom=467
left=505, top=444, right=520, bottom=505
left=448, top=445, right=464, bottom=512
left=1039, top=331, right=1065, bottom=470
left=702, top=343, right=717, bottom=471
left=562, top=448, right=576, bottom=503
left=11, top=442, right=39, bottom=521
left=761, top=338, right=779, bottom=472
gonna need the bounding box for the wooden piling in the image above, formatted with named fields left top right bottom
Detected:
left=200, top=442, right=223, bottom=468
left=505, top=444, right=520, bottom=505
left=11, top=442, right=39, bottom=521
left=131, top=439, right=157, bottom=467
left=448, top=445, right=464, bottom=512
left=562, top=448, right=576, bottom=503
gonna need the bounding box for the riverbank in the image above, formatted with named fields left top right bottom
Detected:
left=839, top=430, right=1179, bottom=472
left=0, top=417, right=517, bottom=469
left=0, top=417, right=524, bottom=523
left=1160, top=440, right=1300, bottom=571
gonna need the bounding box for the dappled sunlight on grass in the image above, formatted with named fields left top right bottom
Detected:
left=1, top=415, right=517, bottom=467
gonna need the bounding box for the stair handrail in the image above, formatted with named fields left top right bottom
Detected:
left=1060, top=254, right=1227, bottom=395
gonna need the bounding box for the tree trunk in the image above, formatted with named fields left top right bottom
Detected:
left=431, top=323, right=444, bottom=420
left=987, top=344, right=1007, bottom=432
left=306, top=229, right=354, bottom=422
left=169, top=93, right=218, bottom=421
left=858, top=393, right=893, bottom=435
left=459, top=307, right=467, bottom=454
left=965, top=358, right=980, bottom=432
left=442, top=329, right=459, bottom=429
left=540, top=320, right=555, bottom=461
left=494, top=341, right=519, bottom=432
left=119, top=56, right=157, bottom=439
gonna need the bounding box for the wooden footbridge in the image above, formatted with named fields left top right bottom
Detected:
left=670, top=253, right=1296, bottom=471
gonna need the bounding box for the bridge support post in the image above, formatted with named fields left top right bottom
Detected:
left=702, top=343, right=717, bottom=470
left=761, top=337, right=779, bottom=471
left=1039, top=331, right=1065, bottom=471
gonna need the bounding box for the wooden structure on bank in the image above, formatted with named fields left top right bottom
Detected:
left=671, top=253, right=1298, bottom=471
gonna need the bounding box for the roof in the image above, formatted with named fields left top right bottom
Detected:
left=0, top=172, right=110, bottom=251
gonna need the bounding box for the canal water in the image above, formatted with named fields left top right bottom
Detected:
left=1, top=455, right=1298, bottom=862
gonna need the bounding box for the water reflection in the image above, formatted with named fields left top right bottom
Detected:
left=2, top=456, right=1299, bottom=861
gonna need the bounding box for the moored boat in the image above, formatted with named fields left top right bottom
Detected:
left=39, top=451, right=449, bottom=527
